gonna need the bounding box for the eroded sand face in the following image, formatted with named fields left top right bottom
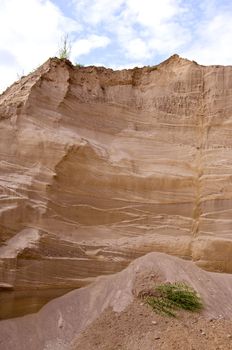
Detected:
left=1, top=55, right=232, bottom=317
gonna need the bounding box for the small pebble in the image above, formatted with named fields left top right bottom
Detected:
left=152, top=321, right=157, bottom=325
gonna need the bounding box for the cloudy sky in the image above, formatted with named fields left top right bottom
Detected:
left=0, top=0, right=232, bottom=92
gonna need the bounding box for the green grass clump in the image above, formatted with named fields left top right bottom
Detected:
left=143, top=282, right=203, bottom=317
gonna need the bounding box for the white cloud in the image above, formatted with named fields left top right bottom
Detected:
left=72, top=0, right=189, bottom=61
left=125, top=38, right=150, bottom=60
left=72, top=0, right=232, bottom=65
left=0, top=0, right=79, bottom=92
left=123, top=0, right=181, bottom=27
left=74, top=0, right=232, bottom=67
left=109, top=62, right=145, bottom=70
left=72, top=0, right=124, bottom=25
left=117, top=0, right=189, bottom=59
left=71, top=35, right=110, bottom=59
left=182, top=12, right=232, bottom=65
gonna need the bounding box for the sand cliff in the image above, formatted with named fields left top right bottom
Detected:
left=1, top=55, right=232, bottom=317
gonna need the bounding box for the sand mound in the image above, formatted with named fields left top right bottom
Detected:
left=1, top=252, right=232, bottom=349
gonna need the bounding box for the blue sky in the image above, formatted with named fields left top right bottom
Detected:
left=1, top=0, right=232, bottom=92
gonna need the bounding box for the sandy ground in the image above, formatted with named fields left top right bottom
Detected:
left=73, top=300, right=232, bottom=350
